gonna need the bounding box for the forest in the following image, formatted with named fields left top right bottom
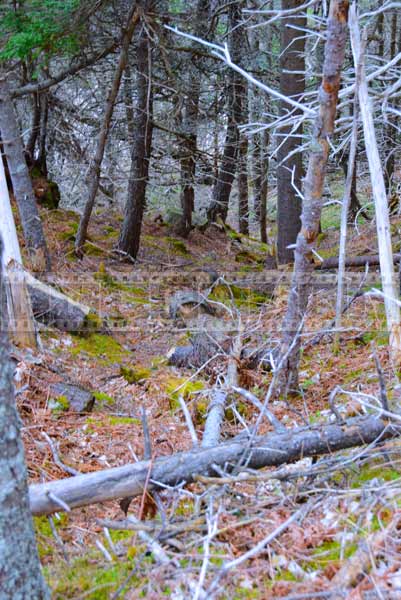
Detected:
left=1, top=0, right=401, bottom=598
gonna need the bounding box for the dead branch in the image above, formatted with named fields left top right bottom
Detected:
left=29, top=414, right=400, bottom=516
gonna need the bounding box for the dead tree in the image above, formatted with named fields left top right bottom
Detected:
left=0, top=76, right=50, bottom=272
left=277, top=0, right=350, bottom=395
left=29, top=413, right=399, bottom=516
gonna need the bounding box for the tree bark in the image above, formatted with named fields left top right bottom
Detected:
left=0, top=238, right=50, bottom=599
left=277, top=0, right=350, bottom=395
left=29, top=414, right=399, bottom=517
left=75, top=3, right=139, bottom=254
left=207, top=1, right=246, bottom=224
left=175, top=0, right=209, bottom=238
left=0, top=77, right=50, bottom=272
left=0, top=156, right=37, bottom=348
left=118, top=8, right=153, bottom=259
left=276, top=0, right=306, bottom=264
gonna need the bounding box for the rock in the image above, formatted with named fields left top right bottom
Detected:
left=50, top=383, right=95, bottom=413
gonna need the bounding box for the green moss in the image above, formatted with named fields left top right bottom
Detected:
left=49, top=394, right=70, bottom=414
left=275, top=569, right=299, bottom=582
left=209, top=283, right=269, bottom=308
left=45, top=552, right=143, bottom=599
left=360, top=331, right=388, bottom=346
left=235, top=250, right=264, bottom=265
left=34, top=514, right=68, bottom=559
left=86, top=415, right=141, bottom=428
left=308, top=539, right=357, bottom=569
left=107, top=416, right=141, bottom=426
left=92, top=391, right=115, bottom=406
left=225, top=401, right=251, bottom=422
left=83, top=311, right=103, bottom=332
left=350, top=462, right=400, bottom=488
left=166, top=237, right=190, bottom=255
left=165, top=377, right=205, bottom=409
left=71, top=333, right=128, bottom=365
left=193, top=397, right=209, bottom=424
left=120, top=365, right=152, bottom=384
left=58, top=221, right=78, bottom=241
left=83, top=241, right=104, bottom=256
left=233, top=587, right=260, bottom=599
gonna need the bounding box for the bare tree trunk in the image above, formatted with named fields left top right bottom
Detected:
left=207, top=1, right=245, bottom=224
left=349, top=4, right=401, bottom=362
left=0, top=154, right=37, bottom=348
left=75, top=3, right=139, bottom=255
left=118, top=12, right=153, bottom=259
left=25, top=93, right=41, bottom=165
left=238, top=121, right=249, bottom=235
left=276, top=0, right=306, bottom=264
left=0, top=238, right=49, bottom=599
left=277, top=0, right=350, bottom=395
left=36, top=93, right=49, bottom=177
left=0, top=77, right=50, bottom=272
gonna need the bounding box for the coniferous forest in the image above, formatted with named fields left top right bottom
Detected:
left=2, top=1, right=401, bottom=598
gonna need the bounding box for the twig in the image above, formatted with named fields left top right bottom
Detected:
left=47, top=491, right=71, bottom=513
left=141, top=407, right=152, bottom=460
left=232, top=386, right=286, bottom=432
left=178, top=395, right=199, bottom=447
left=95, top=539, right=113, bottom=562
left=42, top=432, right=80, bottom=476
left=207, top=501, right=313, bottom=596
left=328, top=387, right=344, bottom=424
left=373, top=348, right=389, bottom=411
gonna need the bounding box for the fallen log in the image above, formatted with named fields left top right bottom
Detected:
left=25, top=271, right=94, bottom=332
left=318, top=254, right=401, bottom=270
left=29, top=414, right=399, bottom=516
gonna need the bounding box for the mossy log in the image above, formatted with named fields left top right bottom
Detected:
left=25, top=271, right=94, bottom=332
left=29, top=415, right=400, bottom=516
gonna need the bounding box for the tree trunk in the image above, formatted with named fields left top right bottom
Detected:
left=276, top=0, right=306, bottom=264
left=36, top=93, right=49, bottom=177
left=0, top=77, right=50, bottom=272
left=349, top=4, right=401, bottom=363
left=238, top=125, right=249, bottom=235
left=0, top=155, right=37, bottom=348
left=75, top=3, right=139, bottom=255
left=176, top=0, right=209, bottom=238
left=118, top=12, right=153, bottom=259
left=0, top=238, right=50, bottom=599
left=25, top=93, right=41, bottom=165
left=207, top=1, right=245, bottom=224
left=277, top=0, right=350, bottom=395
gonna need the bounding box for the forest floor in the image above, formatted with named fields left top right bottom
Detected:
left=15, top=194, right=401, bottom=599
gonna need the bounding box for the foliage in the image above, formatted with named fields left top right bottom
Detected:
left=0, top=0, right=82, bottom=64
